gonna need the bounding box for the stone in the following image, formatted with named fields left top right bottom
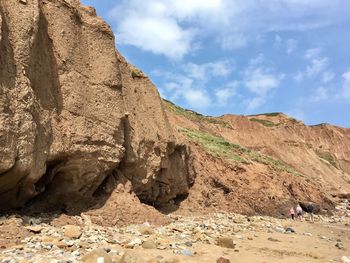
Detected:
left=217, top=237, right=236, bottom=249
left=336, top=242, right=345, bottom=250
left=285, top=227, right=295, bottom=233
left=81, top=249, right=112, bottom=263
left=26, top=225, right=43, bottom=233
left=184, top=241, right=192, bottom=247
left=216, top=257, right=230, bottom=263
left=267, top=237, right=280, bottom=242
left=64, top=225, right=82, bottom=239
left=274, top=227, right=284, bottom=233
left=138, top=226, right=154, bottom=235
left=142, top=240, right=157, bottom=249
left=179, top=249, right=193, bottom=257
left=120, top=251, right=144, bottom=263
left=342, top=256, right=350, bottom=263
left=125, top=238, right=143, bottom=249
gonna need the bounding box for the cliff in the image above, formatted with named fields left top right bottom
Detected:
left=0, top=0, right=192, bottom=212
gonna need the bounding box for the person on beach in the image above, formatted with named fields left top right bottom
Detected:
left=290, top=207, right=295, bottom=220
left=307, top=202, right=315, bottom=222
left=296, top=204, right=303, bottom=221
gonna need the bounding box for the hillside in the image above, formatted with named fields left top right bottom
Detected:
left=164, top=100, right=350, bottom=216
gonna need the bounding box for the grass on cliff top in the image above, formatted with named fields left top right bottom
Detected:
left=248, top=112, right=282, bottom=117
left=249, top=118, right=277, bottom=127
left=180, top=127, right=302, bottom=177
left=130, top=65, right=146, bottom=78
left=315, top=150, right=338, bottom=169
left=164, top=99, right=229, bottom=126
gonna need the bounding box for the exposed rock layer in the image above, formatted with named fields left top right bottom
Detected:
left=164, top=102, right=350, bottom=216
left=0, top=0, right=192, bottom=210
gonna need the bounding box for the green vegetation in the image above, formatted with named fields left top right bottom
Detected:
left=180, top=127, right=302, bottom=176
left=310, top=123, right=329, bottom=127
left=164, top=99, right=229, bottom=126
left=249, top=112, right=281, bottom=117
left=249, top=118, right=277, bottom=127
left=130, top=66, right=145, bottom=78
left=263, top=112, right=281, bottom=117
left=315, top=150, right=338, bottom=169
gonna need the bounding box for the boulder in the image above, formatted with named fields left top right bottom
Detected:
left=81, top=249, right=112, bottom=263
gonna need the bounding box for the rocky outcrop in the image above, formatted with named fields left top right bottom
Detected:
left=0, top=0, right=192, bottom=210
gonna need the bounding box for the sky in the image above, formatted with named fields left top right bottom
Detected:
left=81, top=0, right=350, bottom=128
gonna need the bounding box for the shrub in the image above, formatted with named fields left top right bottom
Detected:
left=249, top=118, right=276, bottom=127
left=179, top=127, right=302, bottom=176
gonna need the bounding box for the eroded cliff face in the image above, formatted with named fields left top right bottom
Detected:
left=0, top=0, right=192, bottom=211
left=164, top=101, right=349, bottom=216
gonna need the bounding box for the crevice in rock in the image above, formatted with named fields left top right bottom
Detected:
left=0, top=7, right=16, bottom=88
left=27, top=8, right=63, bottom=113
left=211, top=178, right=234, bottom=195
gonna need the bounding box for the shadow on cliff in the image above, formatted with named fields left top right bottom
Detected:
left=28, top=9, right=63, bottom=113
left=2, top=116, right=193, bottom=224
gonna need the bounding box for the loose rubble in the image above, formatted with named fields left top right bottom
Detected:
left=0, top=202, right=349, bottom=263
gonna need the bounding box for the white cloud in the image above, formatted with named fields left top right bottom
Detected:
left=286, top=39, right=298, bottom=54
left=322, top=71, right=335, bottom=83
left=304, top=48, right=322, bottom=59
left=244, top=68, right=283, bottom=96
left=242, top=57, right=284, bottom=111
left=156, top=59, right=235, bottom=110
left=246, top=97, right=266, bottom=111
left=184, top=89, right=211, bottom=109
left=249, top=54, right=265, bottom=66
left=306, top=58, right=329, bottom=77
left=274, top=35, right=282, bottom=46
left=310, top=86, right=330, bottom=102
left=116, top=13, right=193, bottom=60
left=107, top=0, right=350, bottom=59
left=220, top=34, right=248, bottom=50
left=215, top=81, right=239, bottom=106
left=293, top=72, right=304, bottom=82
left=184, top=60, right=233, bottom=82
left=293, top=48, right=331, bottom=83
left=340, top=69, right=350, bottom=100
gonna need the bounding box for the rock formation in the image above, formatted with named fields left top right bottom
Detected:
left=0, top=0, right=192, bottom=210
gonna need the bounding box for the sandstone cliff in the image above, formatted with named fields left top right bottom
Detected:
left=0, top=0, right=192, bottom=211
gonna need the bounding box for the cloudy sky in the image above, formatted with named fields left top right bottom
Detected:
left=82, top=0, right=350, bottom=127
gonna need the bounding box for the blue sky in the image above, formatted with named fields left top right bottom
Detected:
left=82, top=0, right=350, bottom=127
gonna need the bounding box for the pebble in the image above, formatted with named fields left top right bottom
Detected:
left=342, top=256, right=350, bottom=263
left=336, top=242, right=345, bottom=250
left=0, top=209, right=347, bottom=262
left=179, top=249, right=193, bottom=257
left=216, top=257, right=230, bottom=263
left=217, top=237, right=236, bottom=249
left=64, top=225, right=82, bottom=239
left=267, top=237, right=280, bottom=242
left=26, top=225, right=43, bottom=233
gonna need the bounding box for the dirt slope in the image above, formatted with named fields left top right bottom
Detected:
left=164, top=100, right=350, bottom=216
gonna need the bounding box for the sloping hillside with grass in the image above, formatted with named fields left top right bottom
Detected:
left=162, top=99, right=350, bottom=216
